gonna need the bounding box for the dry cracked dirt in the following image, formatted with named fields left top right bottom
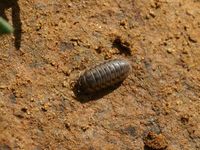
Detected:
left=0, top=0, right=200, bottom=149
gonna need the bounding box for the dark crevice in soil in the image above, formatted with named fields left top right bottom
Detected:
left=112, top=37, right=132, bottom=56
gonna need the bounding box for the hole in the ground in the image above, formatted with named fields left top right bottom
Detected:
left=112, top=37, right=132, bottom=56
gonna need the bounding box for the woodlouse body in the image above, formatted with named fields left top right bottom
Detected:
left=75, top=59, right=131, bottom=94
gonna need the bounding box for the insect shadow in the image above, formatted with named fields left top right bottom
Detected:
left=73, top=82, right=122, bottom=103
left=0, top=0, right=22, bottom=50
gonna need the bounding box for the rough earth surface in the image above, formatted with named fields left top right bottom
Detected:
left=0, top=0, right=200, bottom=149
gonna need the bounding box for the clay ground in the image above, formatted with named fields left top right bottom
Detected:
left=0, top=0, right=200, bottom=149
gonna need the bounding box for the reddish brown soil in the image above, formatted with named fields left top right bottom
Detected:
left=0, top=0, right=200, bottom=149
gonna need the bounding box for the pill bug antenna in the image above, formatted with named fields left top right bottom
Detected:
left=70, top=72, right=82, bottom=95
left=0, top=17, right=14, bottom=35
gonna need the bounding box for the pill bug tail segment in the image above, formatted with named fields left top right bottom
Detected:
left=73, top=59, right=132, bottom=95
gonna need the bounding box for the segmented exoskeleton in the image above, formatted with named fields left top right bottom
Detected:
left=75, top=59, right=131, bottom=94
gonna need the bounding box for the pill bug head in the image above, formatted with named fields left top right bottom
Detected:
left=73, top=71, right=94, bottom=95
left=73, top=75, right=85, bottom=94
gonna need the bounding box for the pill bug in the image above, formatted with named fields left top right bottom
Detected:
left=74, top=59, right=131, bottom=94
